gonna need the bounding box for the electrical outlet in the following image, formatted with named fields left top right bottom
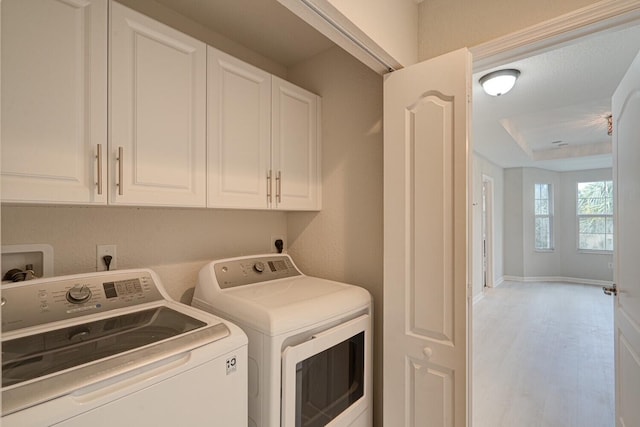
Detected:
left=270, top=235, right=285, bottom=253
left=97, top=245, right=117, bottom=271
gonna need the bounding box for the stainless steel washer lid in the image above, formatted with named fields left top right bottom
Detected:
left=194, top=255, right=371, bottom=336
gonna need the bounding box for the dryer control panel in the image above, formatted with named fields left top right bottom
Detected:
left=213, top=255, right=302, bottom=289
left=1, top=270, right=164, bottom=332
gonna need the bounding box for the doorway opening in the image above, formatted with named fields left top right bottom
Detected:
left=472, top=9, right=637, bottom=427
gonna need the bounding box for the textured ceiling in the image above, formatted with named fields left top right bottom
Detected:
left=473, top=24, right=640, bottom=171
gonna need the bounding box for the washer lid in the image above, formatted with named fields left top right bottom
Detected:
left=199, top=276, right=371, bottom=335
left=1, top=306, right=230, bottom=416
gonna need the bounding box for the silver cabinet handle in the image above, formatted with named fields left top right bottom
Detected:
left=267, top=170, right=272, bottom=203
left=117, top=146, right=124, bottom=195
left=96, top=144, right=103, bottom=195
left=276, top=171, right=282, bottom=203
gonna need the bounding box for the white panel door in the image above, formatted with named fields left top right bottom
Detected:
left=207, top=46, right=272, bottom=209
left=1, top=0, right=107, bottom=204
left=272, top=76, right=321, bottom=211
left=383, top=48, right=471, bottom=426
left=109, top=2, right=206, bottom=207
left=612, top=49, right=640, bottom=427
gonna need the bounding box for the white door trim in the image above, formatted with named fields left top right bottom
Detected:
left=482, top=175, right=495, bottom=289
left=471, top=0, right=640, bottom=72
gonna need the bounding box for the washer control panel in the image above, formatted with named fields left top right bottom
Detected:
left=1, top=271, right=164, bottom=332
left=213, top=255, right=301, bottom=289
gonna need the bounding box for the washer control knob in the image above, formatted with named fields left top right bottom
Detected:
left=253, top=262, right=265, bottom=273
left=66, top=284, right=92, bottom=304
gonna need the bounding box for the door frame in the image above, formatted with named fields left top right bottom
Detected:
left=469, top=2, right=640, bottom=426
left=470, top=0, right=640, bottom=73
left=481, top=174, right=494, bottom=289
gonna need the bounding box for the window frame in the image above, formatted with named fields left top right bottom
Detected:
left=576, top=180, right=614, bottom=253
left=534, top=183, right=554, bottom=251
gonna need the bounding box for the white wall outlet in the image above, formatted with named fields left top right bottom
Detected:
left=97, top=244, right=117, bottom=271
left=270, top=235, right=286, bottom=253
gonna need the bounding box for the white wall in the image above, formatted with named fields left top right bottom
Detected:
left=285, top=46, right=384, bottom=427
left=472, top=154, right=504, bottom=298
left=503, top=167, right=613, bottom=283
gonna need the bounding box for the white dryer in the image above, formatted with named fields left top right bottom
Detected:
left=1, top=269, right=248, bottom=426
left=192, top=254, right=372, bottom=427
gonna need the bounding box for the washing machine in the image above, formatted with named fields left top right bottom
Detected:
left=1, top=269, right=248, bottom=426
left=192, top=254, right=372, bottom=427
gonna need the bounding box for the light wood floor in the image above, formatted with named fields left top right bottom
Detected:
left=473, top=281, right=614, bottom=427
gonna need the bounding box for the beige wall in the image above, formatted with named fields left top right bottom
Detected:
left=418, top=0, right=601, bottom=60
left=326, top=0, right=419, bottom=66
left=285, top=46, right=384, bottom=426
left=1, top=206, right=287, bottom=302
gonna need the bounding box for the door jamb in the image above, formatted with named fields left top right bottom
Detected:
left=481, top=174, right=495, bottom=289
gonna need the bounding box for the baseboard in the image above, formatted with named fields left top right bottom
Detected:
left=494, top=276, right=505, bottom=287
left=501, top=275, right=611, bottom=287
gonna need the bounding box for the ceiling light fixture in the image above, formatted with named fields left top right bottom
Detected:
left=479, top=69, right=521, bottom=96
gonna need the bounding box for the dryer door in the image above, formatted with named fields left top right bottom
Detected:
left=281, top=314, right=370, bottom=427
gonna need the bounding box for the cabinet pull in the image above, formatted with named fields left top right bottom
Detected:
left=117, top=146, right=124, bottom=195
left=267, top=170, right=272, bottom=203
left=276, top=171, right=282, bottom=203
left=96, top=144, right=103, bottom=195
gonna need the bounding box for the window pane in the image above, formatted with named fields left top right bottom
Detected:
left=579, top=217, right=606, bottom=233
left=535, top=199, right=549, bottom=215
left=580, top=233, right=605, bottom=251
left=540, top=184, right=548, bottom=199
left=535, top=217, right=550, bottom=249
left=577, top=180, right=614, bottom=251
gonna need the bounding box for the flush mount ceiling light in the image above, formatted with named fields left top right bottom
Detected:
left=479, top=69, right=521, bottom=96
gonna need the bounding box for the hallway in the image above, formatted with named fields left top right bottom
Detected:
left=473, top=282, right=614, bottom=427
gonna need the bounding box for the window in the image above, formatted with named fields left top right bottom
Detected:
left=577, top=180, right=613, bottom=251
left=534, top=183, right=553, bottom=250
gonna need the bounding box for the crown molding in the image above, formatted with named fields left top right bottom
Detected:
left=471, top=0, right=640, bottom=72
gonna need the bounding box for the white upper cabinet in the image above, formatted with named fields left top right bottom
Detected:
left=207, top=46, right=272, bottom=209
left=207, top=53, right=321, bottom=211
left=272, top=77, right=321, bottom=211
left=2, top=1, right=319, bottom=210
left=109, top=2, right=207, bottom=207
left=1, top=0, right=108, bottom=204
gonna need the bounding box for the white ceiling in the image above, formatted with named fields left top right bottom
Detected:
left=149, top=1, right=640, bottom=173
left=473, top=24, right=640, bottom=172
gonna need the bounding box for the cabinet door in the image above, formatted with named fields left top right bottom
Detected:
left=207, top=46, right=271, bottom=209
left=272, top=77, right=321, bottom=210
left=1, top=0, right=107, bottom=204
left=109, top=2, right=206, bottom=207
